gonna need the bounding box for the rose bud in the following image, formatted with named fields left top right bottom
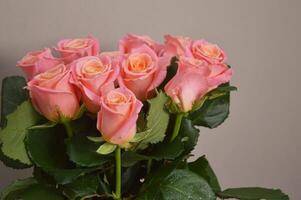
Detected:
left=165, top=57, right=232, bottom=112
left=118, top=45, right=169, bottom=100
left=17, top=48, right=62, bottom=80
left=55, top=36, right=99, bottom=64
left=97, top=87, right=143, bottom=145
left=70, top=55, right=119, bottom=113
left=27, top=64, right=80, bottom=122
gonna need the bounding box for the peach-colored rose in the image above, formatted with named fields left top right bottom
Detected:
left=27, top=64, right=80, bottom=121
left=164, top=57, right=232, bottom=112
left=97, top=87, right=143, bottom=145
left=17, top=48, right=62, bottom=80
left=163, top=35, right=193, bottom=57
left=55, top=36, right=99, bottom=64
left=164, top=35, right=227, bottom=64
left=119, top=34, right=162, bottom=55
left=191, top=40, right=226, bottom=64
left=70, top=55, right=119, bottom=113
left=118, top=45, right=169, bottom=100
left=207, top=63, right=233, bottom=89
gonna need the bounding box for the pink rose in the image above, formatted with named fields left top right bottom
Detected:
left=119, top=34, right=162, bottom=55
left=191, top=40, right=226, bottom=64
left=27, top=64, right=80, bottom=121
left=118, top=45, right=169, bottom=100
left=55, top=36, right=100, bottom=64
left=207, top=63, right=233, bottom=89
left=70, top=55, right=119, bottom=113
left=164, top=35, right=227, bottom=64
left=17, top=48, right=62, bottom=80
left=164, top=35, right=192, bottom=57
left=97, top=87, right=143, bottom=145
left=164, top=57, right=232, bottom=112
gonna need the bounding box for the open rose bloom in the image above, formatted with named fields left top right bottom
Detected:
left=1, top=34, right=285, bottom=200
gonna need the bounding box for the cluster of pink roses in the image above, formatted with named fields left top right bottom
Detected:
left=18, top=34, right=232, bottom=145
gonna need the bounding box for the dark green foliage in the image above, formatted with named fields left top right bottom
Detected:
left=0, top=75, right=288, bottom=200
left=1, top=76, right=28, bottom=127
left=217, top=187, right=289, bottom=200
left=188, top=155, right=221, bottom=193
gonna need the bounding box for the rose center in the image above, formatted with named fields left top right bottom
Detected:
left=128, top=53, right=152, bottom=73
left=106, top=91, right=128, bottom=105
left=198, top=44, right=221, bottom=58
left=40, top=65, right=64, bottom=80
left=66, top=39, right=89, bottom=49
left=82, top=60, right=107, bottom=76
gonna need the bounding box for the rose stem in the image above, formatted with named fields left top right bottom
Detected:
left=115, top=146, right=122, bottom=200
left=62, top=120, right=73, bottom=138
left=170, top=113, right=184, bottom=142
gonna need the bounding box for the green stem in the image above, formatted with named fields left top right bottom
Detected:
left=170, top=114, right=184, bottom=142
left=115, top=146, right=122, bottom=200
left=62, top=120, right=73, bottom=138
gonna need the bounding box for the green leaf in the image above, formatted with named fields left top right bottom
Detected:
left=0, top=145, right=29, bottom=169
left=130, top=119, right=197, bottom=162
left=131, top=129, right=151, bottom=143
left=0, top=101, right=41, bottom=166
left=147, top=136, right=185, bottom=160
left=178, top=119, right=199, bottom=154
left=1, top=178, right=65, bottom=200
left=122, top=137, right=185, bottom=167
left=87, top=136, right=104, bottom=143
left=137, top=169, right=215, bottom=200
left=17, top=184, right=65, bottom=200
left=121, top=151, right=150, bottom=167
left=33, top=167, right=56, bottom=186
left=141, top=159, right=183, bottom=191
left=218, top=187, right=289, bottom=200
left=136, top=92, right=169, bottom=149
left=66, top=132, right=111, bottom=167
left=26, top=125, right=98, bottom=184
left=189, top=90, right=230, bottom=128
left=188, top=155, right=221, bottom=193
left=50, top=168, right=97, bottom=185
left=63, top=173, right=100, bottom=200
left=0, top=178, right=37, bottom=200
left=29, top=121, right=57, bottom=130
left=96, top=142, right=116, bottom=155
left=210, top=85, right=237, bottom=94
left=1, top=76, right=28, bottom=127
left=26, top=125, right=69, bottom=169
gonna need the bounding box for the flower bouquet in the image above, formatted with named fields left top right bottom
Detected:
left=0, top=34, right=288, bottom=200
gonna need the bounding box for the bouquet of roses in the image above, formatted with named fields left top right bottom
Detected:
left=0, top=34, right=288, bottom=200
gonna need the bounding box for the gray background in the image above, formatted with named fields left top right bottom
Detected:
left=0, top=0, right=300, bottom=199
